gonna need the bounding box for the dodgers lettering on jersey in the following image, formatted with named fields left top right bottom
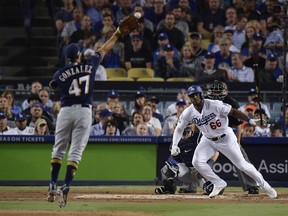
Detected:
left=50, top=52, right=102, bottom=107
left=179, top=99, right=232, bottom=138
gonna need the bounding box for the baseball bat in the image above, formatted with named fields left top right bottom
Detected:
left=253, top=63, right=264, bottom=126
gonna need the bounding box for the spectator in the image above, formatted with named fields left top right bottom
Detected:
left=152, top=32, right=180, bottom=70
left=23, top=94, right=42, bottom=115
left=22, top=81, right=53, bottom=110
left=12, top=112, right=34, bottom=135
left=242, top=32, right=266, bottom=62
left=207, top=25, right=224, bottom=52
left=276, top=103, right=288, bottom=136
left=94, top=12, right=117, bottom=37
left=1, top=91, right=22, bottom=116
left=92, top=102, right=109, bottom=125
left=155, top=12, right=185, bottom=50
left=253, top=109, right=270, bottom=137
left=162, top=99, right=187, bottom=136
left=240, top=103, right=257, bottom=130
left=54, top=0, right=75, bottom=58
left=137, top=17, right=154, bottom=51
left=232, top=15, right=248, bottom=50
left=190, top=32, right=207, bottom=57
left=157, top=5, right=189, bottom=40
left=69, top=15, right=93, bottom=44
left=39, top=88, right=53, bottom=113
left=144, top=0, right=166, bottom=29
left=108, top=101, right=130, bottom=133
left=135, top=122, right=150, bottom=136
left=166, top=88, right=188, bottom=118
left=148, top=96, right=164, bottom=125
left=224, top=7, right=237, bottom=31
left=0, top=96, right=15, bottom=127
left=197, top=0, right=226, bottom=39
left=180, top=44, right=198, bottom=78
left=142, top=104, right=162, bottom=136
left=34, top=118, right=50, bottom=135
left=94, top=64, right=107, bottom=81
left=81, top=0, right=102, bottom=28
left=259, top=53, right=282, bottom=83
left=61, top=6, right=83, bottom=46
left=211, top=30, right=240, bottom=53
left=239, top=88, right=271, bottom=119
left=241, top=25, right=257, bottom=57
left=26, top=102, right=54, bottom=134
left=90, top=108, right=120, bottom=136
left=194, top=52, right=231, bottom=83
left=115, top=0, right=133, bottom=24
left=241, top=123, right=256, bottom=138
left=269, top=122, right=283, bottom=137
left=131, top=90, right=147, bottom=115
left=103, top=120, right=120, bottom=136
left=133, top=3, right=154, bottom=32
left=155, top=43, right=182, bottom=79
left=242, top=0, right=261, bottom=21
left=122, top=111, right=155, bottom=136
left=228, top=52, right=255, bottom=82
left=214, top=36, right=233, bottom=69
left=0, top=112, right=18, bottom=135
left=124, top=35, right=152, bottom=70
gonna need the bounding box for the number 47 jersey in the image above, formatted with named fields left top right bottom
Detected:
left=49, top=52, right=102, bottom=107
left=179, top=99, right=232, bottom=138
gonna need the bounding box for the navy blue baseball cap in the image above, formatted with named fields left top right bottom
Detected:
left=267, top=53, right=277, bottom=61
left=190, top=32, right=202, bottom=39
left=107, top=89, right=119, bottom=98
left=0, top=112, right=7, bottom=119
left=176, top=99, right=186, bottom=106
left=65, top=43, right=81, bottom=60
left=248, top=88, right=257, bottom=95
left=135, top=90, right=145, bottom=98
left=15, top=112, right=27, bottom=121
left=163, top=43, right=174, bottom=51
left=252, top=33, right=264, bottom=41
left=31, top=102, right=43, bottom=109
left=205, top=52, right=215, bottom=58
left=178, top=88, right=187, bottom=94
left=158, top=32, right=168, bottom=40
left=99, top=109, right=113, bottom=117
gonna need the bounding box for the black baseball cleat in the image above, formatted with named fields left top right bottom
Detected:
left=58, top=185, right=70, bottom=208
left=248, top=186, right=260, bottom=194
left=155, top=187, right=175, bottom=194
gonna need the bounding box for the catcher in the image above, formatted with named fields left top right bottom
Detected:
left=155, top=124, right=219, bottom=195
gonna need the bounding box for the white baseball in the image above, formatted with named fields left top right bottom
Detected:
left=134, top=12, right=141, bottom=19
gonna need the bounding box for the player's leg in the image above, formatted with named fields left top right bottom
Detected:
left=177, top=164, right=197, bottom=193
left=217, top=134, right=277, bottom=198
left=235, top=146, right=259, bottom=194
left=47, top=108, right=73, bottom=202
left=155, top=162, right=177, bottom=194
left=192, top=139, right=226, bottom=188
left=58, top=107, right=92, bottom=207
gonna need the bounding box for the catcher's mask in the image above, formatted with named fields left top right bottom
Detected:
left=207, top=80, right=228, bottom=100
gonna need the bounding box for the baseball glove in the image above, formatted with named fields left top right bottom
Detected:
left=117, top=15, right=139, bottom=36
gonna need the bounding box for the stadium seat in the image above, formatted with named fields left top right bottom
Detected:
left=106, top=68, right=127, bottom=79
left=127, top=68, right=154, bottom=80
left=108, top=77, right=134, bottom=81
left=166, top=77, right=195, bottom=82
left=137, top=77, right=165, bottom=82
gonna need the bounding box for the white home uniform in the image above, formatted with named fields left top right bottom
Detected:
left=173, top=99, right=274, bottom=192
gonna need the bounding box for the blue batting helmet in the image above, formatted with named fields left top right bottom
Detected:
left=187, top=85, right=203, bottom=98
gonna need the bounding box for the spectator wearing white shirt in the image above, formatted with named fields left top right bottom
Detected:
left=0, top=112, right=18, bottom=135
left=13, top=112, right=34, bottom=135
left=229, top=52, right=254, bottom=82
left=232, top=15, right=247, bottom=50
left=142, top=104, right=162, bottom=136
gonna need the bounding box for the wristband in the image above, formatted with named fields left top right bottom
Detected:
left=246, top=117, right=251, bottom=123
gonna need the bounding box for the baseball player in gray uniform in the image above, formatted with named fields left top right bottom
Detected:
left=46, top=28, right=127, bottom=208
left=171, top=85, right=277, bottom=198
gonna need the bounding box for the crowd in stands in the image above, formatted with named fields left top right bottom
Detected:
left=30, top=0, right=284, bottom=83
left=5, top=0, right=286, bottom=137
left=0, top=80, right=287, bottom=137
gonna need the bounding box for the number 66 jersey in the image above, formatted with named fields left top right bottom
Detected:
left=178, top=99, right=233, bottom=139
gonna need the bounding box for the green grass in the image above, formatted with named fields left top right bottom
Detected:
left=0, top=186, right=287, bottom=216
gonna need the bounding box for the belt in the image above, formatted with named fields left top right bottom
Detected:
left=207, top=134, right=226, bottom=141
left=63, top=104, right=91, bottom=108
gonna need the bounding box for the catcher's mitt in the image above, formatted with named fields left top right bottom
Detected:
left=117, top=15, right=139, bottom=36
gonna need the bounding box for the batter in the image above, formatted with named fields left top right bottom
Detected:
left=171, top=85, right=277, bottom=198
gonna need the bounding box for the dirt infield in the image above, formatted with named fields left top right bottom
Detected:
left=1, top=188, right=287, bottom=216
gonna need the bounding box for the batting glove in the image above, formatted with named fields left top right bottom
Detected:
left=248, top=118, right=257, bottom=126
left=171, top=146, right=180, bottom=156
